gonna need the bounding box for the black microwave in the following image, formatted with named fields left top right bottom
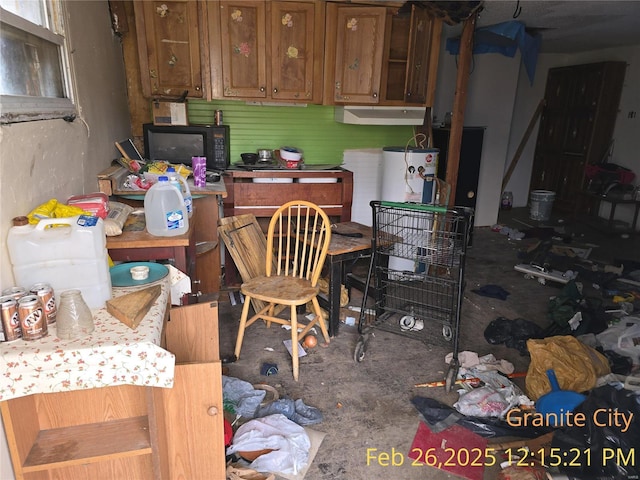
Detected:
left=143, top=123, right=230, bottom=171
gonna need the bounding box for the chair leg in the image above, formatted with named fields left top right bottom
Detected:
left=311, top=297, right=331, bottom=343
left=234, top=295, right=253, bottom=359
left=290, top=304, right=299, bottom=381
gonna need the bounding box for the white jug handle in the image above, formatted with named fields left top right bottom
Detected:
left=34, top=216, right=77, bottom=231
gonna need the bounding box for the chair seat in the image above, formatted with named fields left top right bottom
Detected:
left=241, top=275, right=319, bottom=305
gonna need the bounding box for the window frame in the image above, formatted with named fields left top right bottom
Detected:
left=0, top=1, right=77, bottom=124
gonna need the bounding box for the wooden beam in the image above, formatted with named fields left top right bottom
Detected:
left=501, top=98, right=546, bottom=191
left=445, top=12, right=477, bottom=207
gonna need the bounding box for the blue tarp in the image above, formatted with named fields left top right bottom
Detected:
left=446, top=21, right=542, bottom=84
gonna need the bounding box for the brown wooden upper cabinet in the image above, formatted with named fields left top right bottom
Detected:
left=323, top=2, right=441, bottom=106
left=209, top=0, right=324, bottom=103
left=134, top=0, right=207, bottom=98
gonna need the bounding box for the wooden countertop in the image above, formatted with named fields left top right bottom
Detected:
left=98, top=165, right=227, bottom=198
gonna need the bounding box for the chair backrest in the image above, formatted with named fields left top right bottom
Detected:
left=266, top=201, right=331, bottom=286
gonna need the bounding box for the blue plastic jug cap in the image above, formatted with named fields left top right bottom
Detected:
left=158, top=176, right=169, bottom=181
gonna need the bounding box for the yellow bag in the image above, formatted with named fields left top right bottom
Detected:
left=525, top=335, right=610, bottom=400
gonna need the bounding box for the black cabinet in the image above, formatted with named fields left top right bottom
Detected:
left=432, top=127, right=485, bottom=209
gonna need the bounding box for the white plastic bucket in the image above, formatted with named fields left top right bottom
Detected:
left=7, top=215, right=112, bottom=309
left=529, top=190, right=556, bottom=221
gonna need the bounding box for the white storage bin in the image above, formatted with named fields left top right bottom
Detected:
left=252, top=178, right=294, bottom=183
left=297, top=178, right=339, bottom=183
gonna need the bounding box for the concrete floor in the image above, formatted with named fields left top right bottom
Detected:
left=218, top=207, right=639, bottom=480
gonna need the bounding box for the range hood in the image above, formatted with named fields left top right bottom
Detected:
left=334, top=106, right=426, bottom=125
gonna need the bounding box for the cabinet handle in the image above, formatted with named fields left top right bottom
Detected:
left=273, top=87, right=278, bottom=94
left=207, top=406, right=219, bottom=416
left=372, top=92, right=378, bottom=98
left=195, top=86, right=201, bottom=91
left=260, top=86, right=265, bottom=93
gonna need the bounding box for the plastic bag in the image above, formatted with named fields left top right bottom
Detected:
left=226, top=414, right=310, bottom=475
left=484, top=317, right=545, bottom=355
left=222, top=376, right=266, bottom=418
left=411, top=396, right=552, bottom=438
left=552, top=384, right=640, bottom=479
left=453, top=385, right=513, bottom=417
left=104, top=201, right=134, bottom=236
left=525, top=335, right=610, bottom=400
left=254, top=398, right=323, bottom=426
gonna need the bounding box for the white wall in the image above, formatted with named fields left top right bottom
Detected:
left=0, top=2, right=131, bottom=478
left=433, top=23, right=521, bottom=227
left=434, top=24, right=640, bottom=228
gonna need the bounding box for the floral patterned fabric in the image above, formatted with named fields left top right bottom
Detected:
left=0, top=278, right=175, bottom=401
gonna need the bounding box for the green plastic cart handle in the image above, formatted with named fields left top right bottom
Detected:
left=379, top=201, right=448, bottom=214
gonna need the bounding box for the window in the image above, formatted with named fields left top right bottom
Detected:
left=0, top=0, right=75, bottom=123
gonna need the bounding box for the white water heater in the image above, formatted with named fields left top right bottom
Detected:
left=381, top=147, right=439, bottom=203
left=381, top=147, right=439, bottom=273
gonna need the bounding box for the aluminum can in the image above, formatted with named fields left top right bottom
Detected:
left=30, top=283, right=57, bottom=324
left=2, top=286, right=28, bottom=301
left=0, top=295, right=22, bottom=342
left=214, top=109, right=223, bottom=126
left=18, top=295, right=48, bottom=341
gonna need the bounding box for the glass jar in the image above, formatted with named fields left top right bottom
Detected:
left=56, top=290, right=94, bottom=340
left=501, top=191, right=513, bottom=210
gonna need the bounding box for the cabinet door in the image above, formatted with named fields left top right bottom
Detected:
left=270, top=1, right=318, bottom=102
left=218, top=1, right=268, bottom=98
left=331, top=5, right=386, bottom=104
left=135, top=0, right=204, bottom=98
left=405, top=6, right=439, bottom=105
left=153, top=301, right=224, bottom=478
left=152, top=362, right=225, bottom=479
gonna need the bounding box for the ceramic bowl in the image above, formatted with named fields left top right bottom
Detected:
left=279, top=147, right=303, bottom=161
left=130, top=266, right=150, bottom=281
left=240, top=153, right=258, bottom=165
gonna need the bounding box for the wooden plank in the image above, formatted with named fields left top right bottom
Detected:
left=106, top=285, right=162, bottom=329
left=501, top=98, right=546, bottom=191
left=22, top=416, right=151, bottom=471
left=166, top=301, right=220, bottom=363
left=219, top=215, right=272, bottom=314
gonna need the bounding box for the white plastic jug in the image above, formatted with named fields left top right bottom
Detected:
left=144, top=176, right=189, bottom=236
left=7, top=215, right=112, bottom=309
left=166, top=167, right=193, bottom=218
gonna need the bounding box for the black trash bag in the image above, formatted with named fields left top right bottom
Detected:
left=600, top=349, right=634, bottom=376
left=484, top=316, right=545, bottom=355
left=411, top=396, right=553, bottom=439
left=552, top=384, right=640, bottom=480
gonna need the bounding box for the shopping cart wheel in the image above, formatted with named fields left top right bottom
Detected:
left=354, top=335, right=368, bottom=362
left=442, top=325, right=453, bottom=341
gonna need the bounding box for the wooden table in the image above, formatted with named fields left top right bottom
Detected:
left=106, top=224, right=196, bottom=280
left=321, top=222, right=373, bottom=337
left=577, top=190, right=640, bottom=235
left=98, top=165, right=227, bottom=293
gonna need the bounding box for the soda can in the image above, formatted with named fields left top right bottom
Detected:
left=30, top=283, right=57, bottom=324
left=214, top=109, right=223, bottom=126
left=18, top=295, right=48, bottom=341
left=2, top=286, right=28, bottom=301
left=0, top=295, right=22, bottom=342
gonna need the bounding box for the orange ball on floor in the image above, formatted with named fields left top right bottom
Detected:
left=303, top=335, right=317, bottom=348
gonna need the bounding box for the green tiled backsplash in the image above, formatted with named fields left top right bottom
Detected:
left=188, top=99, right=415, bottom=165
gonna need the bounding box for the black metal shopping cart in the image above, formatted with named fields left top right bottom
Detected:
left=354, top=201, right=474, bottom=391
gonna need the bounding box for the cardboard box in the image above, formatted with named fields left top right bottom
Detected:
left=152, top=101, right=188, bottom=126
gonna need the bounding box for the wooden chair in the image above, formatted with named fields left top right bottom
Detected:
left=234, top=200, right=332, bottom=381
